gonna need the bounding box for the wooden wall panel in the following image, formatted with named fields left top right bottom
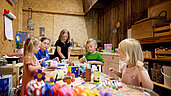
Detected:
left=53, top=14, right=88, bottom=46
left=148, top=0, right=171, bottom=21
left=0, top=0, right=23, bottom=57
left=22, top=12, right=54, bottom=40
left=97, top=0, right=166, bottom=49
left=22, top=0, right=98, bottom=46
left=83, top=0, right=98, bottom=13
left=85, top=10, right=98, bottom=40
left=23, top=0, right=84, bottom=13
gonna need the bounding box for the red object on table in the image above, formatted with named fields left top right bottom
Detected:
left=7, top=54, right=23, bottom=57
left=68, top=63, right=74, bottom=66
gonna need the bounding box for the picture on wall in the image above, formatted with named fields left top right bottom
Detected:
left=40, top=27, right=45, bottom=36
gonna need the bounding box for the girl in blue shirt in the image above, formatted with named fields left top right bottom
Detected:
left=35, top=37, right=59, bottom=64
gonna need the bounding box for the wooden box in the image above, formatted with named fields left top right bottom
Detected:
left=143, top=50, right=152, bottom=58
left=155, top=48, right=171, bottom=59
left=153, top=23, right=171, bottom=37
left=71, top=47, right=85, bottom=55
left=131, top=18, right=163, bottom=39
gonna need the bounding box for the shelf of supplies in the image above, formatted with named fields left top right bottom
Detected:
left=155, top=50, right=171, bottom=54
left=144, top=58, right=171, bottom=62
left=152, top=81, right=171, bottom=90
left=137, top=35, right=171, bottom=44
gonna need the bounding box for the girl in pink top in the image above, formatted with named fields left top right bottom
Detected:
left=109, top=38, right=153, bottom=90
left=20, top=37, right=42, bottom=96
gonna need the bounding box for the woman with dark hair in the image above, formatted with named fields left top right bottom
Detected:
left=54, top=29, right=71, bottom=63
left=35, top=37, right=59, bottom=62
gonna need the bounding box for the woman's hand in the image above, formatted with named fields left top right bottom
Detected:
left=54, top=57, right=59, bottom=61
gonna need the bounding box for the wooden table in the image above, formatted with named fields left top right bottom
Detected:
left=43, top=64, right=157, bottom=96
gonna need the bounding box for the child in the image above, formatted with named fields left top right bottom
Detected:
left=20, top=37, right=42, bottom=96
left=109, top=38, right=153, bottom=90
left=54, top=29, right=71, bottom=63
left=79, top=38, right=104, bottom=66
left=35, top=37, right=59, bottom=66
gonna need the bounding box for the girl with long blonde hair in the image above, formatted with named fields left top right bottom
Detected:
left=20, top=37, right=41, bottom=96
left=109, top=38, right=153, bottom=90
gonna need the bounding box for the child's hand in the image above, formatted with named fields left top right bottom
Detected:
left=109, top=68, right=116, bottom=73
left=82, top=56, right=87, bottom=62
left=66, top=59, right=70, bottom=64
left=36, top=64, right=41, bottom=70
left=54, top=57, right=59, bottom=61
left=136, top=60, right=144, bottom=70
left=39, top=58, right=45, bottom=63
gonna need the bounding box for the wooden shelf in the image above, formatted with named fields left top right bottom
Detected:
left=152, top=81, right=171, bottom=90
left=144, top=58, right=171, bottom=62
left=138, top=35, right=171, bottom=44
left=155, top=50, right=171, bottom=54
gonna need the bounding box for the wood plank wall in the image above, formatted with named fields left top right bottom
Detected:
left=83, top=0, right=98, bottom=13
left=22, top=0, right=98, bottom=46
left=97, top=0, right=166, bottom=49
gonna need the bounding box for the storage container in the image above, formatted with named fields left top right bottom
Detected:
left=104, top=44, right=112, bottom=53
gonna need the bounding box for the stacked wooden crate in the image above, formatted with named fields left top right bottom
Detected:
left=155, top=48, right=171, bottom=59
left=131, top=18, right=164, bottom=39
left=153, top=23, right=171, bottom=37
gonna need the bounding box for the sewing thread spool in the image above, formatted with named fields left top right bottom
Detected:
left=34, top=88, right=41, bottom=96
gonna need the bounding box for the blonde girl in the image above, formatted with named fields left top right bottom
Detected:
left=20, top=37, right=41, bottom=96
left=109, top=38, right=153, bottom=90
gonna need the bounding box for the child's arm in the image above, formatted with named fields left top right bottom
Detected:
left=79, top=56, right=87, bottom=63
left=28, top=64, right=41, bottom=72
left=109, top=68, right=122, bottom=78
left=87, top=61, right=104, bottom=66
left=137, top=61, right=153, bottom=90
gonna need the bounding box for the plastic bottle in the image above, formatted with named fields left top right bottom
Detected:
left=2, top=55, right=7, bottom=65
left=93, top=67, right=99, bottom=84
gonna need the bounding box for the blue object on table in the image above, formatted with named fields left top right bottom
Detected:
left=40, top=61, right=47, bottom=67
left=58, top=63, right=65, bottom=66
left=68, top=66, right=79, bottom=78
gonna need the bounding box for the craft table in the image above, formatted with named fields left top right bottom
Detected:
left=43, top=64, right=158, bottom=96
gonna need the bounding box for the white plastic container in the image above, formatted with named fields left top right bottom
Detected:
left=162, top=65, right=171, bottom=88
left=104, top=44, right=112, bottom=53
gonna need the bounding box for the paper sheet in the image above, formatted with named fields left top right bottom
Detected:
left=4, top=16, right=14, bottom=40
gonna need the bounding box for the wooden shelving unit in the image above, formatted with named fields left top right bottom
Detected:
left=0, top=63, right=23, bottom=87
left=138, top=35, right=171, bottom=44
left=134, top=24, right=171, bottom=95
left=144, top=58, right=171, bottom=62
left=152, top=81, right=171, bottom=90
